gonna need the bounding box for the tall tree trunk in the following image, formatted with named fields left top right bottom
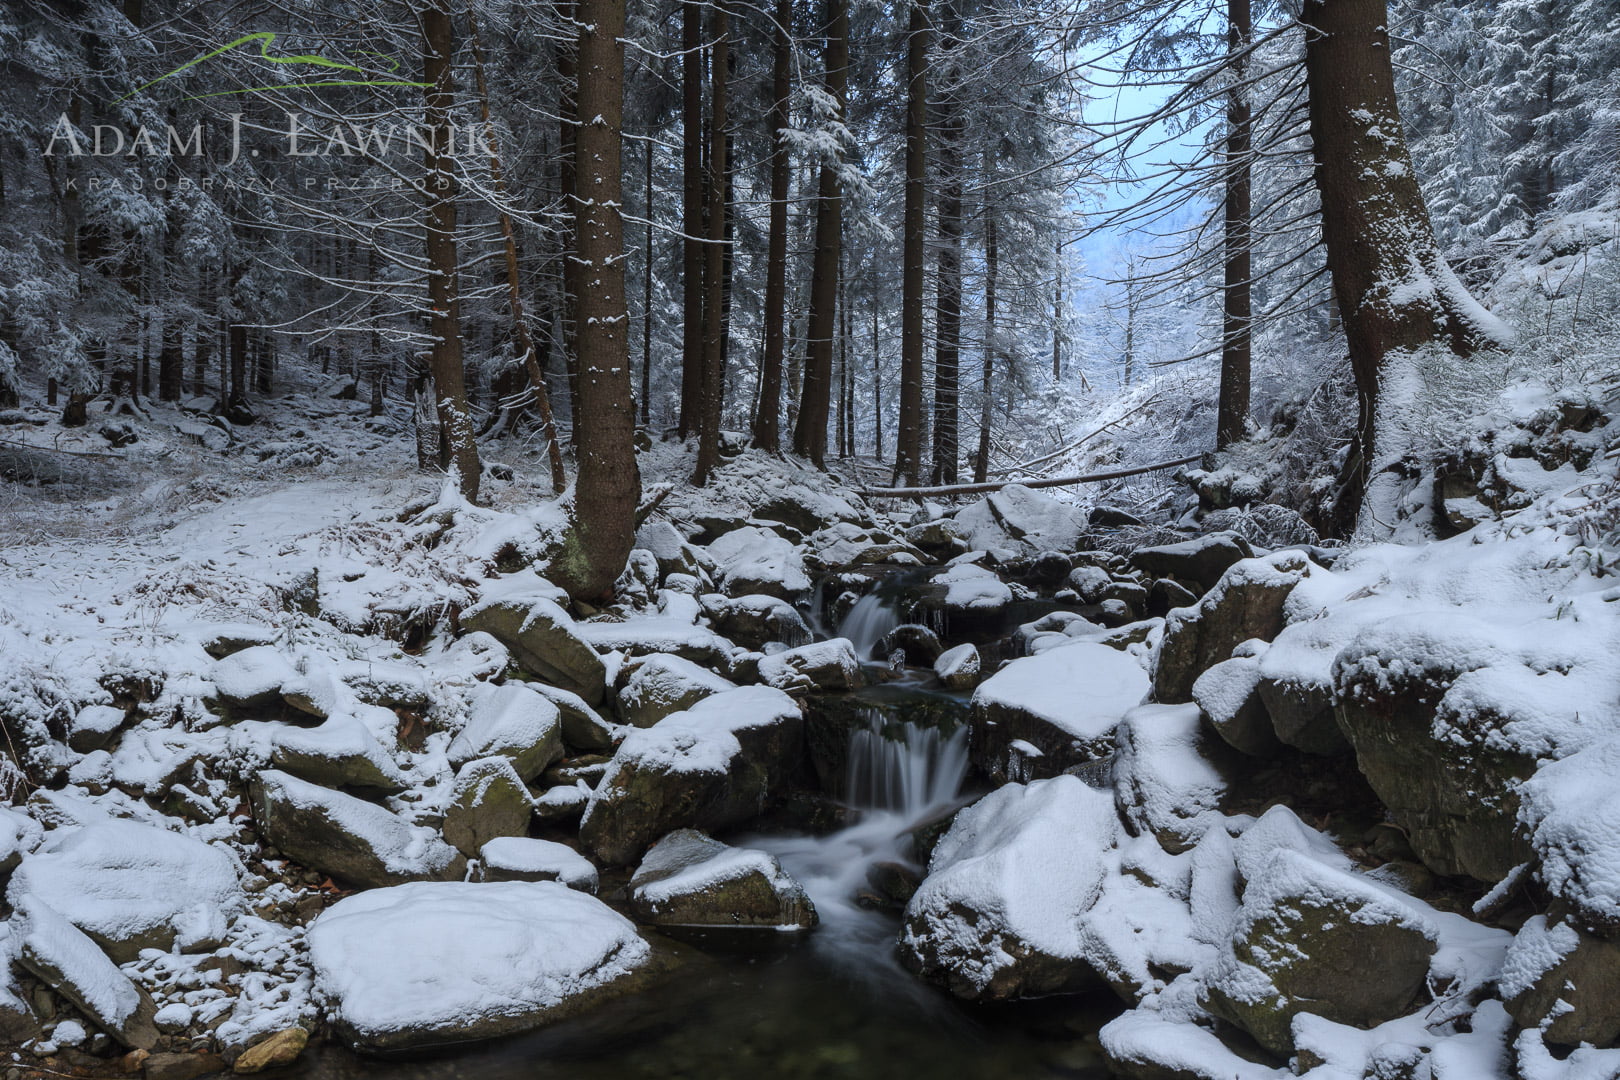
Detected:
left=894, top=0, right=930, bottom=485
left=692, top=2, right=730, bottom=485
left=974, top=211, right=997, bottom=483
left=642, top=135, right=654, bottom=428
left=791, top=0, right=848, bottom=467
left=679, top=0, right=705, bottom=440
left=753, top=0, right=793, bottom=451
left=1304, top=0, right=1507, bottom=536
left=930, top=22, right=961, bottom=485
left=553, top=0, right=640, bottom=601
left=871, top=292, right=882, bottom=461
left=1217, top=0, right=1252, bottom=450
left=1052, top=240, right=1063, bottom=380
left=421, top=0, right=481, bottom=502
left=558, top=0, right=582, bottom=445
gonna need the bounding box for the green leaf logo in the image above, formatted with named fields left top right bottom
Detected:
left=115, top=32, right=430, bottom=103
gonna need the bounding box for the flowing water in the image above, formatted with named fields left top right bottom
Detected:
left=303, top=587, right=1119, bottom=1079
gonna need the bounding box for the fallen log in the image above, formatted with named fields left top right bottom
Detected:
left=858, top=454, right=1203, bottom=500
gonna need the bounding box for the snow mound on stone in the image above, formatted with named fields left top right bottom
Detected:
left=972, top=641, right=1148, bottom=744
left=9, top=821, right=242, bottom=960
left=1519, top=734, right=1620, bottom=929
left=308, top=880, right=650, bottom=1051
left=951, top=485, right=1086, bottom=557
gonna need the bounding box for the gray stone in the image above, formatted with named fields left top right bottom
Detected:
left=1129, top=532, right=1254, bottom=595
left=627, top=830, right=816, bottom=928
left=615, top=653, right=735, bottom=729
left=448, top=682, right=564, bottom=781
left=250, top=770, right=465, bottom=890
left=13, top=900, right=160, bottom=1050
left=529, top=683, right=618, bottom=755
left=461, top=597, right=607, bottom=705
left=442, top=757, right=533, bottom=857
left=1152, top=553, right=1309, bottom=704
left=1503, top=914, right=1620, bottom=1048
left=1192, top=654, right=1281, bottom=757
left=269, top=715, right=408, bottom=793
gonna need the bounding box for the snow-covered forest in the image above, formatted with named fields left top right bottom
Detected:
left=2, top=0, right=1620, bottom=1076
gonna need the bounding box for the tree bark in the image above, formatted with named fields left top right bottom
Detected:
left=553, top=0, right=641, bottom=601
left=1304, top=0, right=1506, bottom=535
left=558, top=0, right=582, bottom=445
left=679, top=0, right=705, bottom=440
left=930, top=18, right=962, bottom=485
left=753, top=0, right=793, bottom=452
left=973, top=210, right=997, bottom=483
left=692, top=1, right=730, bottom=485
left=894, top=0, right=930, bottom=485
left=1217, top=0, right=1252, bottom=450
left=792, top=0, right=848, bottom=467
left=421, top=0, right=481, bottom=503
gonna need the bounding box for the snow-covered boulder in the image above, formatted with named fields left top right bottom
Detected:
left=529, top=683, right=619, bottom=755
left=68, top=704, right=129, bottom=754
left=704, top=593, right=811, bottom=651
left=927, top=562, right=1013, bottom=616
left=901, top=776, right=1119, bottom=1000
left=270, top=713, right=408, bottom=793
left=1331, top=616, right=1536, bottom=881
left=0, top=807, right=43, bottom=878
left=479, top=837, right=598, bottom=893
left=1099, top=1011, right=1279, bottom=1080
left=1201, top=848, right=1439, bottom=1055
left=9, top=821, right=243, bottom=962
left=616, top=653, right=735, bottom=729
left=250, top=770, right=465, bottom=889
left=308, top=881, right=652, bottom=1052
left=1501, top=914, right=1620, bottom=1049
left=951, top=485, right=1087, bottom=558
left=210, top=645, right=296, bottom=708
left=705, top=526, right=811, bottom=599
left=580, top=687, right=804, bottom=865
left=1128, top=532, right=1254, bottom=595
left=756, top=639, right=861, bottom=694
left=803, top=522, right=926, bottom=573
left=1192, top=650, right=1279, bottom=757
left=1153, top=552, right=1312, bottom=704
left=627, top=830, right=816, bottom=929
left=1518, top=734, right=1620, bottom=934
left=461, top=595, right=607, bottom=705
left=448, top=682, right=564, bottom=781
left=969, top=641, right=1149, bottom=783
left=934, top=643, right=980, bottom=691
left=1111, top=704, right=1231, bottom=855
left=442, top=757, right=532, bottom=857
left=12, top=898, right=160, bottom=1049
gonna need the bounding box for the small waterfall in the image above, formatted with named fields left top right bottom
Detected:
left=844, top=712, right=969, bottom=818
left=839, top=591, right=904, bottom=662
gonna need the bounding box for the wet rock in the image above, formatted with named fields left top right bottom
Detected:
left=616, top=653, right=735, bottom=729
left=757, top=639, right=861, bottom=694
left=704, top=594, right=811, bottom=651
left=441, top=757, right=532, bottom=858
left=970, top=642, right=1149, bottom=783
left=250, top=770, right=465, bottom=889
left=1128, top=532, right=1253, bottom=595
left=309, top=881, right=652, bottom=1053
left=581, top=687, right=804, bottom=865
left=627, top=830, right=816, bottom=929
left=1146, top=578, right=1199, bottom=618
left=144, top=1052, right=223, bottom=1080
left=461, top=596, right=607, bottom=705
left=1089, top=506, right=1145, bottom=528
left=878, top=624, right=944, bottom=667
left=865, top=861, right=921, bottom=908
left=448, top=682, right=564, bottom=782
left=1152, top=553, right=1310, bottom=704
left=232, top=1027, right=306, bottom=1073
left=1202, top=849, right=1437, bottom=1055
left=933, top=643, right=980, bottom=691
left=13, top=899, right=160, bottom=1050
left=1502, top=914, right=1620, bottom=1048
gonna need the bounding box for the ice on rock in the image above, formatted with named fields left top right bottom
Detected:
left=8, top=820, right=243, bottom=962
left=308, top=880, right=651, bottom=1051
